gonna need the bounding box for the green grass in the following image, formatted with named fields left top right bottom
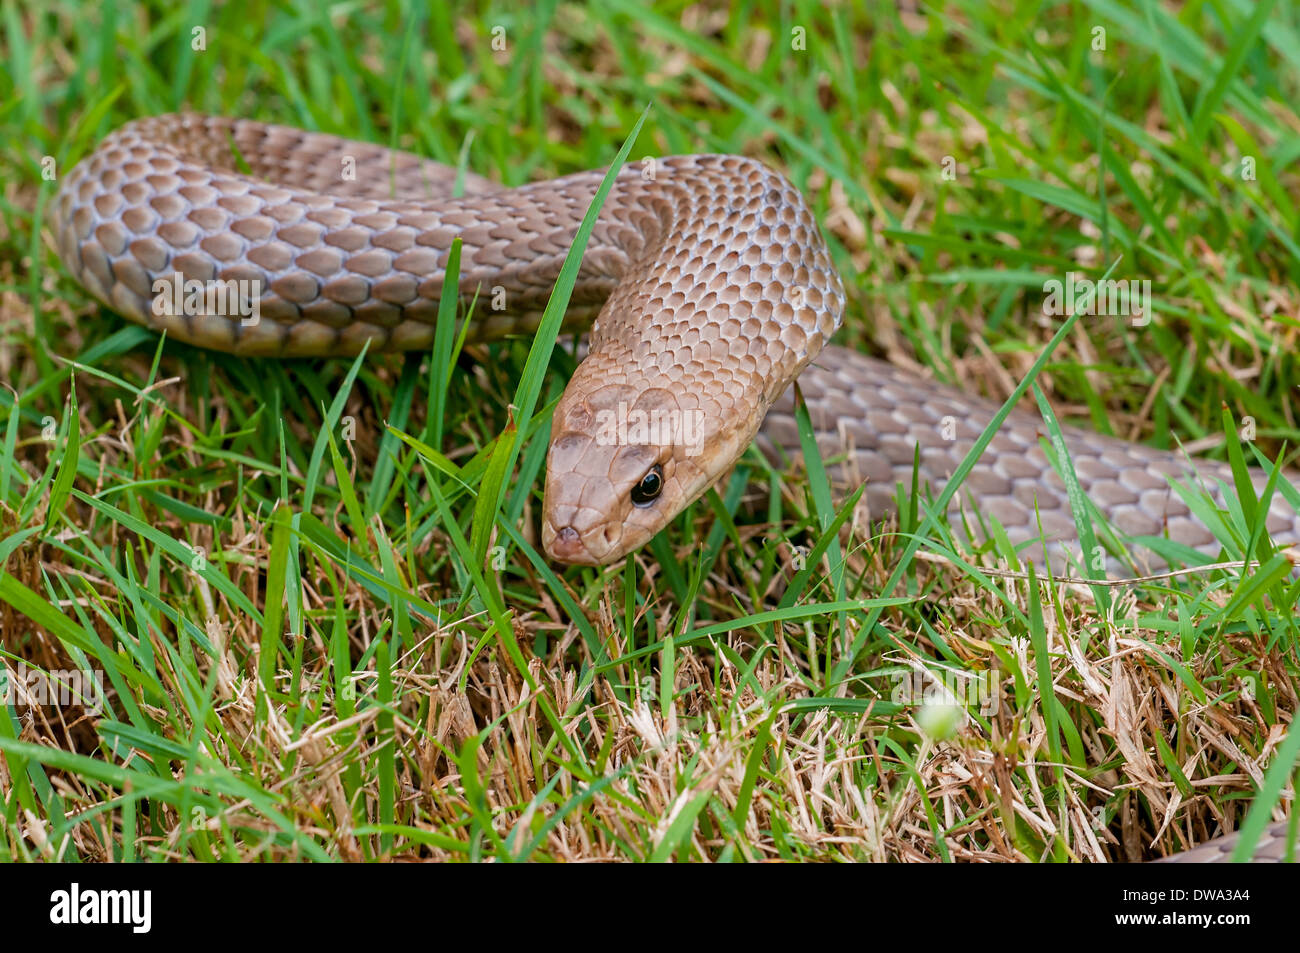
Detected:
left=0, top=0, right=1297, bottom=861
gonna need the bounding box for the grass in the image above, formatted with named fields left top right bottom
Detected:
left=0, top=0, right=1298, bottom=862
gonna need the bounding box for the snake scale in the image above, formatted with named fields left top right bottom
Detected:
left=51, top=114, right=1296, bottom=862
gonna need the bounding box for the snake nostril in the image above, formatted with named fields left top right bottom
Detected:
left=549, top=525, right=586, bottom=562
left=602, top=525, right=618, bottom=546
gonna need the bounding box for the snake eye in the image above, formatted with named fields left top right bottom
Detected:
left=630, top=465, right=664, bottom=507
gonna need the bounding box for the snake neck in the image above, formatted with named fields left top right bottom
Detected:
left=542, top=154, right=845, bottom=563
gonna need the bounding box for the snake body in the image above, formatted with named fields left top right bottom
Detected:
left=52, top=115, right=1296, bottom=861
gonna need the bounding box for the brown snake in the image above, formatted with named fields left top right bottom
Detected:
left=51, top=114, right=1297, bottom=861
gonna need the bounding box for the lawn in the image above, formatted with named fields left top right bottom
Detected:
left=0, top=0, right=1297, bottom=862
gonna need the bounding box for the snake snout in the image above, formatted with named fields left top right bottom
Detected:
left=541, top=503, right=625, bottom=565
left=547, top=526, right=590, bottom=562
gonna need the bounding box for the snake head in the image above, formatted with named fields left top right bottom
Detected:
left=542, top=379, right=720, bottom=565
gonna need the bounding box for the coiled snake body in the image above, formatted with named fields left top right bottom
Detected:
left=52, top=115, right=1297, bottom=862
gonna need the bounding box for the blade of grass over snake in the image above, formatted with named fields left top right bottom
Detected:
left=1243, top=460, right=1285, bottom=571
left=468, top=102, right=653, bottom=569
left=792, top=382, right=846, bottom=589
left=1220, top=405, right=1273, bottom=562
left=428, top=237, right=464, bottom=451
left=1032, top=382, right=1110, bottom=616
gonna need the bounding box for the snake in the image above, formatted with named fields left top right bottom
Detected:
left=50, top=114, right=1297, bottom=862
